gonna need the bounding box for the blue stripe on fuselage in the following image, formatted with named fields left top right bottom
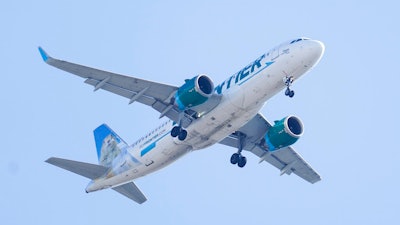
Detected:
left=140, top=142, right=156, bottom=156
left=140, top=131, right=170, bottom=157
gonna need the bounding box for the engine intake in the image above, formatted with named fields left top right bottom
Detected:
left=265, top=116, right=303, bottom=151
left=175, top=74, right=214, bottom=110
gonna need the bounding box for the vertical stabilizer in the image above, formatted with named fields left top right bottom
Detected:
left=94, top=124, right=128, bottom=167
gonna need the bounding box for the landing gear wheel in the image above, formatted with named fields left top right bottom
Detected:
left=230, top=153, right=240, bottom=164
left=178, top=129, right=187, bottom=141
left=171, top=126, right=188, bottom=141
left=230, top=153, right=247, bottom=167
left=285, top=88, right=295, bottom=98
left=285, top=88, right=291, bottom=96
left=284, top=75, right=295, bottom=98
left=288, top=90, right=295, bottom=98
left=230, top=131, right=247, bottom=168
left=238, top=156, right=247, bottom=168
left=171, top=126, right=180, bottom=137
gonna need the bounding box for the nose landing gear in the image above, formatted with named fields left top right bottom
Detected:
left=284, top=75, right=295, bottom=98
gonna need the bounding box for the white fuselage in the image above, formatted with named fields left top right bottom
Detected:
left=86, top=38, right=325, bottom=192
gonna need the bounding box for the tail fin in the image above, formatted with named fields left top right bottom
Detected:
left=94, top=124, right=128, bottom=167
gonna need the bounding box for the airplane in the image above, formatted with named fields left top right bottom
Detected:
left=39, top=37, right=324, bottom=204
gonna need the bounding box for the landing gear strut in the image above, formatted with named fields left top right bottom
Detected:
left=171, top=112, right=188, bottom=141
left=284, top=76, right=295, bottom=98
left=230, top=132, right=247, bottom=168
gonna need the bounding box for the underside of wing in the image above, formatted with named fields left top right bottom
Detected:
left=259, top=146, right=321, bottom=183
left=38, top=47, right=221, bottom=127
left=219, top=113, right=321, bottom=184
left=40, top=48, right=176, bottom=105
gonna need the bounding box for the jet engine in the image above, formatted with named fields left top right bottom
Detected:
left=265, top=116, right=303, bottom=151
left=174, top=74, right=214, bottom=110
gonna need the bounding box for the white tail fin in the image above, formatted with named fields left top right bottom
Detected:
left=93, top=124, right=128, bottom=167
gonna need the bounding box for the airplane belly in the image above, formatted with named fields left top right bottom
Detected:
left=187, top=95, right=262, bottom=150
left=95, top=143, right=191, bottom=189
left=133, top=137, right=192, bottom=178
left=186, top=54, right=303, bottom=150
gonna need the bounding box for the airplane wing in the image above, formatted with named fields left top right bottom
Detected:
left=219, top=114, right=321, bottom=184
left=112, top=182, right=147, bottom=204
left=38, top=47, right=221, bottom=127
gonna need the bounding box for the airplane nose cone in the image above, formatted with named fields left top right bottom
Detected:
left=314, top=40, right=325, bottom=57
left=310, top=40, right=325, bottom=63
left=303, top=40, right=325, bottom=68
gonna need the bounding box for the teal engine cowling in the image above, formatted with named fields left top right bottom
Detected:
left=174, top=74, right=214, bottom=110
left=265, top=116, right=303, bottom=151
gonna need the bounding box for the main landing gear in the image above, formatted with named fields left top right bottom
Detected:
left=284, top=75, right=295, bottom=98
left=230, top=132, right=247, bottom=168
left=171, top=125, right=187, bottom=141
left=171, top=112, right=188, bottom=141
left=230, top=152, right=247, bottom=168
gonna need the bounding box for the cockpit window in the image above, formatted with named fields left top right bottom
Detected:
left=290, top=38, right=309, bottom=44
left=290, top=39, right=302, bottom=44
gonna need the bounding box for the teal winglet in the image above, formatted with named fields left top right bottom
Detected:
left=38, top=46, right=49, bottom=62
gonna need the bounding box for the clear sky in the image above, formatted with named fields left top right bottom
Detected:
left=1, top=0, right=399, bottom=224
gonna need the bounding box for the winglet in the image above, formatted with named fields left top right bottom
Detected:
left=38, top=46, right=50, bottom=62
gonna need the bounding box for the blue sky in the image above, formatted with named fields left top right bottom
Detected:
left=1, top=0, right=399, bottom=224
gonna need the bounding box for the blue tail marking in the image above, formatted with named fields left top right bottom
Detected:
left=93, top=124, right=127, bottom=167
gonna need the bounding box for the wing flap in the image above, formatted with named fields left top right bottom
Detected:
left=45, top=157, right=108, bottom=179
left=84, top=78, right=158, bottom=107
left=258, top=146, right=321, bottom=183
left=112, top=182, right=147, bottom=204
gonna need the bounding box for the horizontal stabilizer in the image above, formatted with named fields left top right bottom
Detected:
left=112, top=182, right=147, bottom=204
left=45, top=157, right=108, bottom=180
